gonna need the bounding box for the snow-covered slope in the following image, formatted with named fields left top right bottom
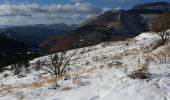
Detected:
left=0, top=32, right=170, bottom=100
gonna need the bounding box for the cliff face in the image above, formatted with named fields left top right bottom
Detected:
left=41, top=2, right=170, bottom=53
left=130, top=1, right=170, bottom=28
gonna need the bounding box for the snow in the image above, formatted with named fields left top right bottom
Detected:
left=0, top=32, right=170, bottom=100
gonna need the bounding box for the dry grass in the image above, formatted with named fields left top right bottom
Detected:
left=68, top=65, right=104, bottom=77
left=0, top=85, right=13, bottom=93
left=61, top=86, right=73, bottom=91
left=151, top=45, right=170, bottom=63
left=1, top=66, right=98, bottom=94
left=0, top=76, right=61, bottom=94
left=20, top=82, right=43, bottom=89
left=20, top=76, right=61, bottom=89
left=162, top=46, right=170, bottom=56
left=69, top=68, right=92, bottom=77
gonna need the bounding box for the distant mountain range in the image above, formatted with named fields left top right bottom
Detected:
left=0, top=34, right=42, bottom=69
left=0, top=23, right=78, bottom=45
left=41, top=1, right=170, bottom=52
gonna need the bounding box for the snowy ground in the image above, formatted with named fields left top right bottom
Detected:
left=0, top=32, right=170, bottom=100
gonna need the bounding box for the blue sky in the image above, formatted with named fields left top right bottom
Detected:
left=0, top=0, right=169, bottom=25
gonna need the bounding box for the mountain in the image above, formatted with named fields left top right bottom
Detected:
left=41, top=1, right=170, bottom=53
left=0, top=34, right=41, bottom=70
left=132, top=1, right=170, bottom=10
left=0, top=23, right=77, bottom=45
left=0, top=23, right=78, bottom=67
left=0, top=25, right=17, bottom=29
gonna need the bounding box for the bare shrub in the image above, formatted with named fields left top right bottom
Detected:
left=114, top=62, right=122, bottom=66
left=101, top=55, right=108, bottom=60
left=99, top=65, right=104, bottom=69
left=151, top=11, right=170, bottom=44
left=72, top=77, right=89, bottom=86
left=157, top=52, right=168, bottom=64
left=72, top=77, right=81, bottom=85
left=3, top=73, right=9, bottom=78
left=50, top=82, right=60, bottom=90
left=17, top=74, right=27, bottom=78
left=11, top=63, right=22, bottom=75
left=128, top=66, right=148, bottom=79
left=61, top=86, right=73, bottom=91
left=85, top=61, right=90, bottom=66
left=43, top=50, right=77, bottom=77
left=92, top=56, right=100, bottom=62
left=34, top=60, right=44, bottom=71
left=101, top=42, right=110, bottom=48
left=79, top=49, right=85, bottom=54
left=15, top=91, right=24, bottom=100
left=128, top=62, right=149, bottom=79
left=122, top=66, right=128, bottom=73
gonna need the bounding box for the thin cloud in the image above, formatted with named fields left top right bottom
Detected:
left=0, top=2, right=102, bottom=25
left=104, top=0, right=133, bottom=2
left=0, top=2, right=102, bottom=16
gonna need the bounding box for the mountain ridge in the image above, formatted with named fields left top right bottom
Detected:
left=0, top=23, right=78, bottom=45
left=41, top=1, right=170, bottom=53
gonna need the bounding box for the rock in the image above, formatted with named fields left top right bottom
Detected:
left=64, top=76, right=71, bottom=80
left=17, top=74, right=27, bottom=78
